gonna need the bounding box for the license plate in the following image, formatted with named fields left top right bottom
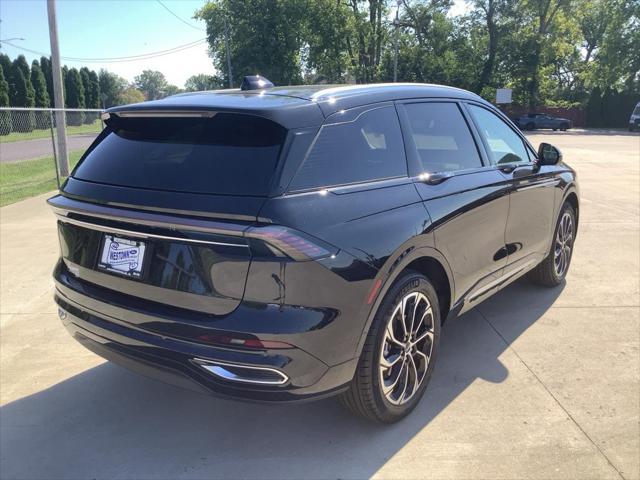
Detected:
left=98, top=235, right=147, bottom=278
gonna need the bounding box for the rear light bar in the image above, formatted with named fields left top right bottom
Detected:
left=245, top=225, right=339, bottom=261
left=102, top=110, right=217, bottom=120
left=48, top=195, right=337, bottom=262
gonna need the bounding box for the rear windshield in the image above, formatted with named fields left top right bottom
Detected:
left=634, top=104, right=640, bottom=115
left=73, top=113, right=287, bottom=196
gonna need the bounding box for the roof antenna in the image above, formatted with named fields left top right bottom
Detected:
left=240, top=75, right=274, bottom=91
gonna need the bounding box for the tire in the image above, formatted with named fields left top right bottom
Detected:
left=553, top=128, right=558, bottom=131
left=526, top=122, right=535, bottom=130
left=528, top=203, right=576, bottom=287
left=340, top=272, right=441, bottom=423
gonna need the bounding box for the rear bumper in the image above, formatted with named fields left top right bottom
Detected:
left=54, top=272, right=357, bottom=403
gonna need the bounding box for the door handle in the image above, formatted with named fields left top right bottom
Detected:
left=420, top=172, right=453, bottom=185
left=499, top=164, right=536, bottom=177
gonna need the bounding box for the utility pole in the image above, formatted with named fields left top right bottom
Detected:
left=393, top=0, right=401, bottom=83
left=223, top=16, right=233, bottom=88
left=47, top=0, right=69, bottom=177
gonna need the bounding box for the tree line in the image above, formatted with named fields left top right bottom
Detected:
left=195, top=0, right=639, bottom=116
left=1, top=0, right=637, bottom=131
left=0, top=52, right=222, bottom=134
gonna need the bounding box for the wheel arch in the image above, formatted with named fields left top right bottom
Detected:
left=354, top=247, right=455, bottom=357
left=563, top=190, right=579, bottom=233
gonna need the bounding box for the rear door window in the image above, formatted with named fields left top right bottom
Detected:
left=402, top=102, right=482, bottom=173
left=288, top=106, right=406, bottom=191
left=73, top=113, right=287, bottom=196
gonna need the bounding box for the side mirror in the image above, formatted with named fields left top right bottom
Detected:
left=538, top=142, right=562, bottom=165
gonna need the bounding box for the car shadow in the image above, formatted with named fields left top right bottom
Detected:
left=0, top=279, right=564, bottom=480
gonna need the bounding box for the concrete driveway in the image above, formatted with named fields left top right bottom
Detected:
left=0, top=131, right=638, bottom=479
left=0, top=134, right=98, bottom=163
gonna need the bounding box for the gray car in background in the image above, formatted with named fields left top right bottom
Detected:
left=515, top=113, right=572, bottom=131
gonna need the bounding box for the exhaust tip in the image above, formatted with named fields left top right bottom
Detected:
left=192, top=359, right=288, bottom=386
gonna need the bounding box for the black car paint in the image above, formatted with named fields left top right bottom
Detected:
left=51, top=84, right=579, bottom=402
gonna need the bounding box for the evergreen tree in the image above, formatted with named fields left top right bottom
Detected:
left=585, top=86, right=603, bottom=127
left=85, top=69, right=101, bottom=125
left=0, top=54, right=11, bottom=82
left=0, top=65, right=12, bottom=135
left=13, top=55, right=31, bottom=82
left=9, top=66, right=35, bottom=131
left=40, top=56, right=54, bottom=107
left=87, top=70, right=100, bottom=108
left=31, top=61, right=50, bottom=107
left=79, top=67, right=97, bottom=123
left=62, top=65, right=69, bottom=107
left=601, top=88, right=615, bottom=127
left=11, top=57, right=36, bottom=109
left=31, top=60, right=51, bottom=128
left=98, top=69, right=127, bottom=107
left=65, top=67, right=85, bottom=125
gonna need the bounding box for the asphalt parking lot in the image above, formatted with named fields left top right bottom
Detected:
left=1, top=130, right=638, bottom=480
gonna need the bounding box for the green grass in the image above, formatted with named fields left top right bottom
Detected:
left=0, top=120, right=102, bottom=143
left=0, top=150, right=84, bottom=207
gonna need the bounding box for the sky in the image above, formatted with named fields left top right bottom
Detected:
left=0, top=0, right=212, bottom=87
left=0, top=0, right=471, bottom=89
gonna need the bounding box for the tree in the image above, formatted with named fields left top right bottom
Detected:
left=8, top=66, right=35, bottom=131
left=30, top=60, right=50, bottom=129
left=0, top=65, right=12, bottom=135
left=585, top=85, right=602, bottom=126
left=134, top=70, right=169, bottom=100
left=117, top=87, right=145, bottom=105
left=98, top=69, right=127, bottom=107
left=302, top=0, right=354, bottom=83
left=164, top=84, right=182, bottom=96
left=523, top=0, right=572, bottom=109
left=86, top=70, right=101, bottom=109
left=39, top=56, right=54, bottom=107
left=196, top=0, right=306, bottom=86
left=65, top=68, right=85, bottom=125
left=79, top=67, right=95, bottom=123
left=13, top=55, right=31, bottom=84
left=62, top=65, right=69, bottom=104
left=184, top=74, right=223, bottom=91
left=31, top=60, right=50, bottom=108
left=345, top=0, right=389, bottom=83
left=0, top=54, right=11, bottom=81
left=467, top=0, right=517, bottom=93
left=587, top=0, right=640, bottom=92
left=79, top=68, right=91, bottom=100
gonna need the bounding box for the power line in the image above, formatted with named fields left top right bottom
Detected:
left=156, top=0, right=205, bottom=32
left=0, top=38, right=207, bottom=63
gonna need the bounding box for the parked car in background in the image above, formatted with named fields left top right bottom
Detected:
left=629, top=102, right=640, bottom=131
left=515, top=113, right=572, bottom=131
left=49, top=80, right=579, bottom=423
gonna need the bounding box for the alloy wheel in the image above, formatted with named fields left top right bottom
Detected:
left=554, top=211, right=574, bottom=277
left=379, top=291, right=435, bottom=406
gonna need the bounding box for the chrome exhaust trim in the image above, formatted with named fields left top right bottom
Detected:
left=192, top=359, right=289, bottom=386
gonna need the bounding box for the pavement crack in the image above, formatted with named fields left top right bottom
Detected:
left=477, top=307, right=627, bottom=480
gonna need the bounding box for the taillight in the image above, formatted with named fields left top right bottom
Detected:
left=246, top=225, right=338, bottom=261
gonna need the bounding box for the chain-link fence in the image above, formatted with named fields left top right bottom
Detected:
left=0, top=107, right=103, bottom=207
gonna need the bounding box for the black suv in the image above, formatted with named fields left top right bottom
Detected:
left=50, top=81, right=579, bottom=423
